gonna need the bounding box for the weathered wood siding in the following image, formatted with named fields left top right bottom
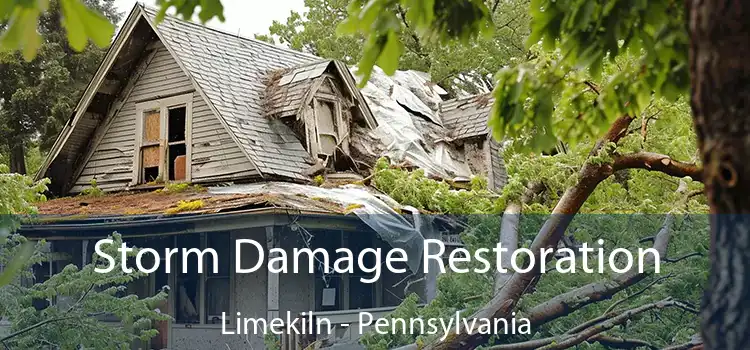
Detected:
left=190, top=94, right=258, bottom=182
left=71, top=44, right=257, bottom=193
left=488, top=138, right=507, bottom=191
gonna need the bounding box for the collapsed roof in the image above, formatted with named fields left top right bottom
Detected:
left=36, top=4, right=505, bottom=195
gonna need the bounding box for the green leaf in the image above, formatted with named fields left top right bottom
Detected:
left=0, top=241, right=34, bottom=287
left=377, top=31, right=403, bottom=75
left=60, top=0, right=115, bottom=51
left=0, top=6, right=43, bottom=61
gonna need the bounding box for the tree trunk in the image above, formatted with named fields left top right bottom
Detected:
left=688, top=1, right=750, bottom=348
left=9, top=141, right=26, bottom=175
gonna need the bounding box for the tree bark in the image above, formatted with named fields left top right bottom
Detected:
left=688, top=1, right=750, bottom=348
left=9, top=141, right=26, bottom=175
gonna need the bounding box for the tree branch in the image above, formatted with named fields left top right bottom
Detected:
left=494, top=202, right=520, bottom=294
left=537, top=299, right=693, bottom=350
left=523, top=213, right=674, bottom=327
left=613, top=152, right=703, bottom=182
left=421, top=116, right=635, bottom=350
left=591, top=334, right=659, bottom=349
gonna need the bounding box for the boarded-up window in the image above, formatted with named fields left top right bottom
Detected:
left=316, top=100, right=337, bottom=156
left=137, top=98, right=189, bottom=184
left=141, top=110, right=161, bottom=182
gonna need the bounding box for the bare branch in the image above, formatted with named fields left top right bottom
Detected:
left=537, top=299, right=691, bottom=350
left=590, top=334, right=659, bottom=349
left=613, top=152, right=703, bottom=182
left=663, top=252, right=703, bottom=263
left=494, top=202, right=520, bottom=294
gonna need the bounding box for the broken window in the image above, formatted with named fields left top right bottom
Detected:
left=167, top=107, right=187, bottom=182
left=141, top=110, right=161, bottom=182
left=316, top=100, right=338, bottom=157
left=135, top=94, right=191, bottom=184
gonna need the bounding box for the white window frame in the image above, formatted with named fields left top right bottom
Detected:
left=133, top=94, right=193, bottom=185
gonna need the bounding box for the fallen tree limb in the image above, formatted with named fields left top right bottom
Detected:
left=524, top=213, right=674, bottom=327
left=494, top=202, right=520, bottom=294
left=491, top=298, right=696, bottom=350
left=662, top=334, right=703, bottom=350
left=419, top=116, right=636, bottom=350
left=591, top=334, right=659, bottom=349
left=613, top=152, right=703, bottom=182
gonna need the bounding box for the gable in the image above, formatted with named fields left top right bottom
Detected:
left=70, top=43, right=257, bottom=193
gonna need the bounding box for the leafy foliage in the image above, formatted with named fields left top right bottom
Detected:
left=258, top=0, right=528, bottom=95
left=0, top=0, right=115, bottom=61
left=371, top=158, right=503, bottom=214
left=0, top=0, right=121, bottom=173
left=0, top=233, right=169, bottom=348
left=79, top=179, right=104, bottom=197
left=155, top=0, right=225, bottom=23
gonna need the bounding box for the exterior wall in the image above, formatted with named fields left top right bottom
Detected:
left=488, top=138, right=507, bottom=190
left=190, top=94, right=258, bottom=183
left=71, top=42, right=257, bottom=194
left=460, top=137, right=507, bottom=192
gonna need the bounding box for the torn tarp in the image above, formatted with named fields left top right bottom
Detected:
left=209, top=182, right=430, bottom=273
left=353, top=66, right=471, bottom=180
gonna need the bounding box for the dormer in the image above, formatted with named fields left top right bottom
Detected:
left=265, top=61, right=377, bottom=170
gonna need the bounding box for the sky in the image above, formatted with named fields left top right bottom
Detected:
left=113, top=0, right=306, bottom=37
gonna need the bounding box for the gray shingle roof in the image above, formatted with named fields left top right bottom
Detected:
left=142, top=7, right=322, bottom=180
left=440, top=94, right=494, bottom=140
left=265, top=61, right=331, bottom=118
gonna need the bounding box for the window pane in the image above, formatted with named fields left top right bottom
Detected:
left=168, top=107, right=186, bottom=142
left=316, top=100, right=337, bottom=156
left=207, top=232, right=230, bottom=276
left=205, top=232, right=230, bottom=323
left=206, top=278, right=230, bottom=324
left=176, top=234, right=201, bottom=324
left=316, top=101, right=336, bottom=134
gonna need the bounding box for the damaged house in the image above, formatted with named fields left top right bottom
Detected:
left=17, top=3, right=506, bottom=350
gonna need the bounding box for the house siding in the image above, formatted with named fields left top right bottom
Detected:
left=71, top=44, right=257, bottom=194
left=488, top=138, right=507, bottom=190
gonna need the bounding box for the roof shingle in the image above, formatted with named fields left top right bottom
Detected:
left=143, top=7, right=320, bottom=180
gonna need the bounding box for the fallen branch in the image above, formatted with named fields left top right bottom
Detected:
left=663, top=252, right=703, bottom=263
left=591, top=334, right=659, bottom=349
left=420, top=116, right=635, bottom=350
left=662, top=334, right=703, bottom=350
left=494, top=202, right=521, bottom=294
left=501, top=298, right=694, bottom=350
left=613, top=152, right=703, bottom=182
left=524, top=213, right=674, bottom=328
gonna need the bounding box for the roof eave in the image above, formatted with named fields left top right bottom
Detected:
left=36, top=3, right=147, bottom=182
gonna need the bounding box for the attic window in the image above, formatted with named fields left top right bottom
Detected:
left=134, top=94, right=192, bottom=185
left=307, top=97, right=349, bottom=161
left=316, top=100, right=337, bottom=156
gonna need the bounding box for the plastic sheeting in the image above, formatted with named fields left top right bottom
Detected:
left=209, top=182, right=430, bottom=273
left=353, top=66, right=472, bottom=179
